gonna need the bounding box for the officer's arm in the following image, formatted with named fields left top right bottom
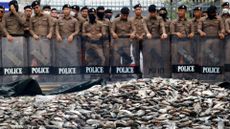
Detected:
left=72, top=19, right=80, bottom=36
left=55, top=19, right=60, bottom=37
left=197, top=19, right=204, bottom=34
left=29, top=17, right=36, bottom=37
left=143, top=18, right=150, bottom=35
left=48, top=16, right=53, bottom=36
left=170, top=21, right=177, bottom=35
left=130, top=20, right=136, bottom=36
left=160, top=18, right=166, bottom=34
left=1, top=15, right=10, bottom=36
left=111, top=20, right=117, bottom=36
left=189, top=20, right=195, bottom=35
left=226, top=19, right=230, bottom=34
left=82, top=22, right=88, bottom=37
left=14, top=12, right=26, bottom=25
left=219, top=18, right=225, bottom=35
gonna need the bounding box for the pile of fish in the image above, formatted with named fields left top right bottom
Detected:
left=0, top=78, right=230, bottom=129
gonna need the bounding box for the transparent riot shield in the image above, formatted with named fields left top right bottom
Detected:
left=28, top=37, right=53, bottom=83
left=142, top=37, right=171, bottom=78
left=2, top=37, right=28, bottom=83
left=225, top=35, right=230, bottom=81
left=82, top=38, right=110, bottom=81
left=171, top=36, right=196, bottom=80
left=54, top=37, right=82, bottom=83
left=111, top=37, right=140, bottom=81
left=197, top=37, right=224, bottom=81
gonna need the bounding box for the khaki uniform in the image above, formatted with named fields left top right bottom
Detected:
left=98, top=18, right=111, bottom=66
left=131, top=16, right=146, bottom=67
left=171, top=18, right=194, bottom=37
left=51, top=17, right=58, bottom=38
left=162, top=19, right=170, bottom=35
left=0, top=18, right=3, bottom=36
left=2, top=12, right=25, bottom=35
left=198, top=17, right=224, bottom=37
left=111, top=17, right=135, bottom=66
left=190, top=18, right=201, bottom=35
left=56, top=16, right=79, bottom=38
left=82, top=21, right=106, bottom=66
left=143, top=16, right=169, bottom=77
left=29, top=13, right=53, bottom=36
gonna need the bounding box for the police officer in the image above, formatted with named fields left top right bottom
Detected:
left=222, top=2, right=229, bottom=9
left=226, top=18, right=230, bottom=34
left=198, top=5, right=225, bottom=39
left=111, top=7, right=135, bottom=66
left=24, top=5, right=32, bottom=37
left=56, top=4, right=79, bottom=43
left=42, top=5, right=51, bottom=15
left=171, top=5, right=194, bottom=39
left=0, top=6, right=4, bottom=22
left=96, top=6, right=111, bottom=66
left=131, top=4, right=147, bottom=70
left=30, top=0, right=53, bottom=40
left=0, top=6, right=5, bottom=36
left=104, top=9, right=113, bottom=21
left=158, top=7, right=170, bottom=35
left=82, top=8, right=106, bottom=66
left=2, top=0, right=26, bottom=42
left=191, top=7, right=202, bottom=36
left=51, top=8, right=58, bottom=19
left=81, top=6, right=89, bottom=22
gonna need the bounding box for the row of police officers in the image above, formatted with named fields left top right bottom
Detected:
left=0, top=0, right=229, bottom=78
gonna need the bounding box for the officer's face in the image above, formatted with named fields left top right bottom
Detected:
left=24, top=8, right=32, bottom=17
left=0, top=9, right=4, bottom=17
left=149, top=11, right=157, bottom=17
left=81, top=9, right=88, bottom=18
left=33, top=5, right=41, bottom=14
left=51, top=10, right=58, bottom=18
left=135, top=7, right=142, bottom=16
left=63, top=8, right=71, bottom=16
left=121, top=13, right=128, bottom=20
left=194, top=10, right=202, bottom=18
left=178, top=9, right=186, bottom=17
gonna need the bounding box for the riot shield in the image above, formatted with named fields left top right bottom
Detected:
left=171, top=36, right=196, bottom=80
left=225, top=35, right=230, bottom=81
left=197, top=37, right=224, bottom=81
left=82, top=38, right=110, bottom=81
left=111, top=37, right=140, bottom=81
left=2, top=37, right=28, bottom=83
left=142, top=37, right=171, bottom=78
left=54, top=37, right=82, bottom=82
left=28, top=37, right=53, bottom=83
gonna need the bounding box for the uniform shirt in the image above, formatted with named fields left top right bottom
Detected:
left=190, top=17, right=201, bottom=35
left=144, top=15, right=166, bottom=38
left=51, top=17, right=58, bottom=37
left=29, top=13, right=53, bottom=37
left=74, top=15, right=86, bottom=34
left=225, top=18, right=230, bottom=34
left=97, top=18, right=111, bottom=38
left=82, top=21, right=106, bottom=40
left=56, top=15, right=79, bottom=38
left=111, top=17, right=135, bottom=37
left=198, top=16, right=225, bottom=37
left=170, top=18, right=194, bottom=37
left=163, top=19, right=171, bottom=35
left=131, top=15, right=147, bottom=37
left=2, top=12, right=25, bottom=35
